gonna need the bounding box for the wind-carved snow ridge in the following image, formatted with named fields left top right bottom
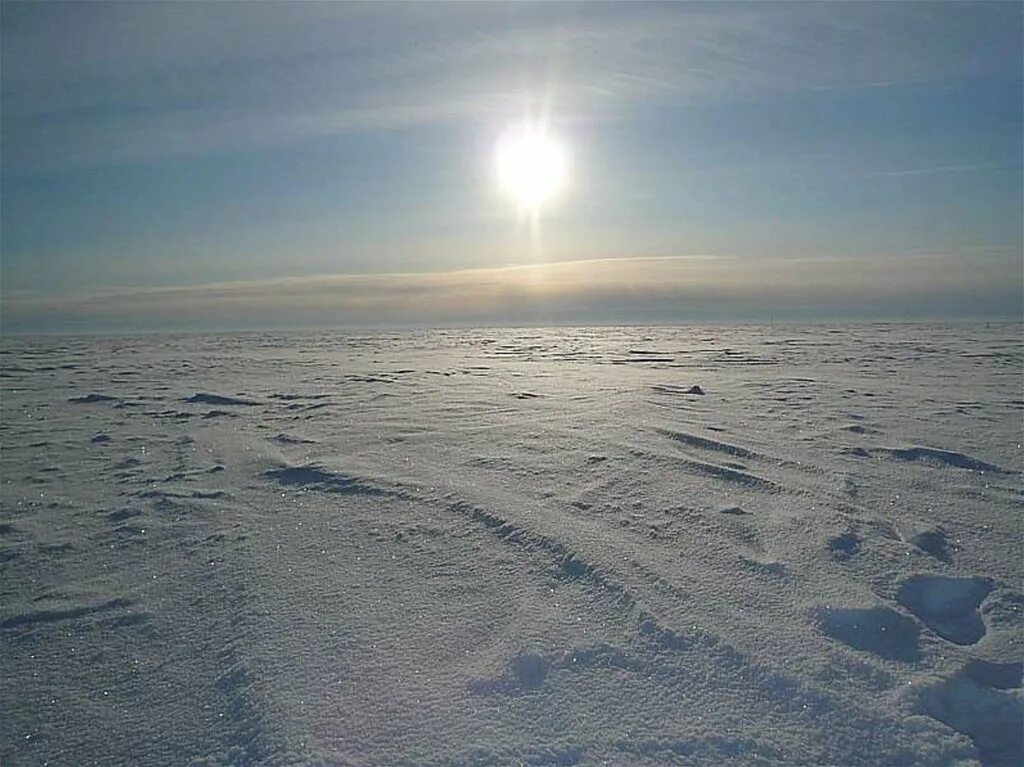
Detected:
left=453, top=497, right=862, bottom=749
left=451, top=500, right=634, bottom=605
left=2, top=323, right=1022, bottom=766
left=656, top=427, right=778, bottom=489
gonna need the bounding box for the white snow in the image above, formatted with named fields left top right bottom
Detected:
left=1, top=323, right=1021, bottom=766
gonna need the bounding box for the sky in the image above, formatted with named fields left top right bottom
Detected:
left=2, top=1, right=1021, bottom=331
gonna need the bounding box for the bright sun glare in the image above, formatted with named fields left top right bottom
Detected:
left=495, top=121, right=568, bottom=213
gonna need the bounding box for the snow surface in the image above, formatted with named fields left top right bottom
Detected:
left=1, top=323, right=1021, bottom=767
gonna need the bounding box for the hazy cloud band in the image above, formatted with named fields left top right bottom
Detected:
left=3, top=255, right=1020, bottom=333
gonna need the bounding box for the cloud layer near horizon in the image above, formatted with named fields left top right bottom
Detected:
left=4, top=255, right=1019, bottom=333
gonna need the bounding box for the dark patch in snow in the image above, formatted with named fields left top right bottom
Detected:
left=658, top=428, right=757, bottom=459
left=650, top=383, right=704, bottom=396
left=882, top=445, right=1008, bottom=473
left=719, top=506, right=749, bottom=516
left=555, top=643, right=643, bottom=674
left=262, top=465, right=402, bottom=498
left=269, top=433, right=317, bottom=445
left=0, top=597, right=137, bottom=631
left=961, top=659, right=1024, bottom=690
left=68, top=393, right=116, bottom=404
left=637, top=615, right=692, bottom=653
left=907, top=528, right=953, bottom=562
left=739, top=556, right=788, bottom=577
left=185, top=393, right=258, bottom=406
left=841, top=423, right=871, bottom=434
left=676, top=456, right=776, bottom=489
left=559, top=553, right=593, bottom=580
left=828, top=532, right=861, bottom=558
left=510, top=391, right=543, bottom=399
left=617, top=735, right=781, bottom=763
left=512, top=653, right=549, bottom=689
left=283, top=401, right=328, bottom=412
left=897, top=575, right=993, bottom=645
left=819, top=606, right=921, bottom=662
left=917, top=674, right=1023, bottom=767
left=107, top=507, right=142, bottom=522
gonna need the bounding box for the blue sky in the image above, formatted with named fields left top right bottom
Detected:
left=2, top=1, right=1021, bottom=330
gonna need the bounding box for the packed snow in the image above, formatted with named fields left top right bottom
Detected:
left=1, top=323, right=1021, bottom=766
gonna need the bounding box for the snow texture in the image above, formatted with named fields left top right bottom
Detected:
left=1, top=324, right=1022, bottom=766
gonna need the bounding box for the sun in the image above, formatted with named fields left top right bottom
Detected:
left=495, top=121, right=568, bottom=213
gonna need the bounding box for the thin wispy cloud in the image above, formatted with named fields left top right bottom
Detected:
left=861, top=164, right=1006, bottom=178
left=3, top=2, right=1019, bottom=173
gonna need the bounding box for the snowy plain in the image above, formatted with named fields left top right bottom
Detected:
left=1, top=323, right=1021, bottom=767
